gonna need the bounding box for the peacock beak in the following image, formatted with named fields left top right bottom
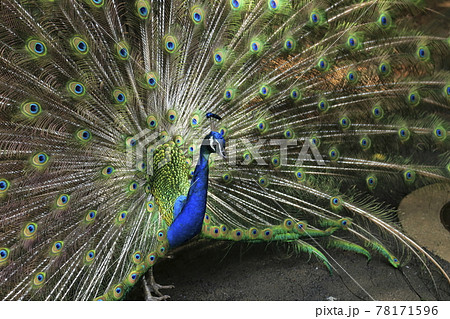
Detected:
left=215, top=142, right=226, bottom=159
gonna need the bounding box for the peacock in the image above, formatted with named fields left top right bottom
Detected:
left=0, top=0, right=449, bottom=301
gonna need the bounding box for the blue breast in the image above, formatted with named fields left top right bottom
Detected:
left=167, top=152, right=210, bottom=248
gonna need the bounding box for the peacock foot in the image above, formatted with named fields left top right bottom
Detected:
left=143, top=271, right=175, bottom=301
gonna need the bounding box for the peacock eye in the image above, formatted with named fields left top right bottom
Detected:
left=140, top=7, right=148, bottom=16
left=75, top=84, right=83, bottom=94
left=34, top=43, right=44, bottom=53
left=285, top=130, right=292, bottom=138
left=77, top=42, right=86, bottom=51
left=346, top=35, right=361, bottom=49
left=30, top=103, right=39, bottom=113
left=191, top=6, right=205, bottom=24
left=311, top=13, right=318, bottom=23
left=76, top=129, right=93, bottom=143
left=215, top=54, right=222, bottom=62
left=231, top=0, right=240, bottom=9
left=57, top=194, right=70, bottom=208
left=166, top=109, right=178, bottom=123
left=269, top=0, right=278, bottom=10
left=51, top=241, right=63, bottom=255
left=163, top=35, right=178, bottom=53
left=0, top=180, right=9, bottom=191
left=0, top=249, right=8, bottom=259
left=23, top=222, right=38, bottom=238
left=378, top=62, right=391, bottom=76
left=126, top=137, right=137, bottom=147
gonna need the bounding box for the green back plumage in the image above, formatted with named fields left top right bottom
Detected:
left=0, top=0, right=449, bottom=300
left=149, top=141, right=190, bottom=225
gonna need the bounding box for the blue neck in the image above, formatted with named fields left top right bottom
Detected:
left=167, top=147, right=211, bottom=248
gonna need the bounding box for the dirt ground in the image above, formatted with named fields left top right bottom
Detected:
left=126, top=239, right=450, bottom=301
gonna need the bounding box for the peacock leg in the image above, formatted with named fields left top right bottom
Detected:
left=143, top=269, right=174, bottom=301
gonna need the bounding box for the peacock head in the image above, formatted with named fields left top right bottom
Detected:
left=202, top=131, right=226, bottom=158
